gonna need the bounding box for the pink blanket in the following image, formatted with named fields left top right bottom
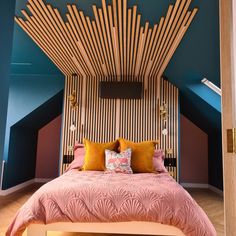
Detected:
left=6, top=170, right=216, bottom=236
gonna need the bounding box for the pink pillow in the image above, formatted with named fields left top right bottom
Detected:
left=153, top=149, right=168, bottom=173
left=65, top=143, right=85, bottom=172
left=74, top=143, right=85, bottom=158
left=105, top=148, right=133, bottom=174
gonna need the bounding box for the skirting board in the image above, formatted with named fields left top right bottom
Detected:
left=0, top=178, right=53, bottom=196
left=34, top=178, right=53, bottom=183
left=181, top=183, right=223, bottom=197
left=208, top=184, right=224, bottom=197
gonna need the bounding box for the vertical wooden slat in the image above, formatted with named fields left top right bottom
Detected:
left=127, top=9, right=132, bottom=77
left=112, top=0, right=121, bottom=77
left=101, top=0, right=116, bottom=75
left=129, top=5, right=137, bottom=76
left=123, top=0, right=127, bottom=76
left=118, top=0, right=124, bottom=76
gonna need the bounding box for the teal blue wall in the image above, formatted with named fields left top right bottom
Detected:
left=2, top=75, right=64, bottom=188
left=6, top=75, right=64, bottom=128
left=3, top=74, right=64, bottom=160
left=0, top=0, right=16, bottom=185
left=2, top=90, right=64, bottom=189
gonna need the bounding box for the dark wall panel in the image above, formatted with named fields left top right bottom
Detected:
left=3, top=127, right=37, bottom=189
left=0, top=0, right=16, bottom=183
left=2, top=91, right=63, bottom=189
left=208, top=131, right=223, bottom=190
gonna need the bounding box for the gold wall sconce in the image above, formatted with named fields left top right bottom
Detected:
left=160, top=103, right=169, bottom=122
left=160, top=102, right=169, bottom=136
left=68, top=146, right=74, bottom=152
left=68, top=90, right=78, bottom=109
left=166, top=148, right=173, bottom=155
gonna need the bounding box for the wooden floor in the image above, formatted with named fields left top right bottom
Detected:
left=0, top=184, right=224, bottom=236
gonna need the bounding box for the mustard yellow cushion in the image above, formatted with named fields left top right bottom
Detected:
left=119, top=139, right=157, bottom=173
left=82, top=139, right=119, bottom=171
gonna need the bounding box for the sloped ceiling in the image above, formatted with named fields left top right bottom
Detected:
left=11, top=0, right=221, bottom=132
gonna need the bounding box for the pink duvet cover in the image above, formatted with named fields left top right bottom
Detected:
left=6, top=170, right=216, bottom=236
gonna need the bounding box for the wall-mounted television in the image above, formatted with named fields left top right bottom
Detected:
left=99, top=81, right=143, bottom=99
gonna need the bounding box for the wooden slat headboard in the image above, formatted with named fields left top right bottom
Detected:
left=60, top=76, right=179, bottom=181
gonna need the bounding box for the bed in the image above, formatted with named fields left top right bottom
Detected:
left=6, top=169, right=216, bottom=236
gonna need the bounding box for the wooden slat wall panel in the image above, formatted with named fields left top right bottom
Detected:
left=60, top=75, right=83, bottom=174
left=61, top=77, right=179, bottom=181
left=158, top=79, right=179, bottom=180
left=83, top=77, right=117, bottom=143
left=15, top=0, right=190, bottom=180
left=119, top=77, right=159, bottom=141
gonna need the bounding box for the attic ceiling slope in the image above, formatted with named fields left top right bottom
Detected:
left=15, top=0, right=197, bottom=83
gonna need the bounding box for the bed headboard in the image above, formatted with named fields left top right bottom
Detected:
left=60, top=76, right=179, bottom=181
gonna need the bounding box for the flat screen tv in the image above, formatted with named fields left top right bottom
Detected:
left=99, top=81, right=143, bottom=99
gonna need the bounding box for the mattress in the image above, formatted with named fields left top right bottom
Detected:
left=6, top=170, right=216, bottom=236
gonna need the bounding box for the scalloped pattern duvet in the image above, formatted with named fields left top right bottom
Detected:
left=6, top=170, right=216, bottom=236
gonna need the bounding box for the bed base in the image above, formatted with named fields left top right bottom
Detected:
left=27, top=221, right=185, bottom=236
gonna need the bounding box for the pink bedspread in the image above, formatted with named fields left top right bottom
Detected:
left=6, top=170, right=216, bottom=236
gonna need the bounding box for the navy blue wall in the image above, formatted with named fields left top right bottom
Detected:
left=5, top=126, right=38, bottom=189
left=0, top=0, right=16, bottom=185
left=208, top=131, right=223, bottom=190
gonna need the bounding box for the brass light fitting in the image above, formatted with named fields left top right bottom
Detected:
left=68, top=90, right=78, bottom=109
left=160, top=103, right=169, bottom=122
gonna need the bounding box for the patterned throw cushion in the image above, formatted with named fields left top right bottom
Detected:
left=105, top=148, right=133, bottom=174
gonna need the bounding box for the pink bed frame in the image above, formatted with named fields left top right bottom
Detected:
left=27, top=221, right=185, bottom=236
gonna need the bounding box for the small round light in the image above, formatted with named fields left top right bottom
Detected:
left=70, top=124, right=76, bottom=132
left=162, top=128, right=168, bottom=135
